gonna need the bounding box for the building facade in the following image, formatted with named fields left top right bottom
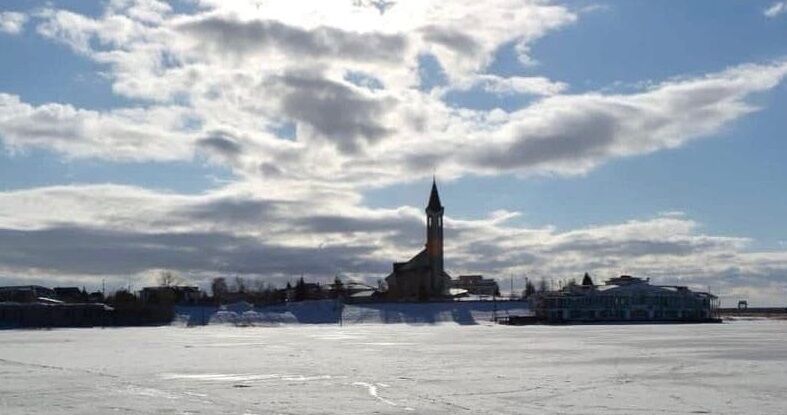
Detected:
left=0, top=285, right=57, bottom=303
left=452, top=275, right=500, bottom=296
left=385, top=180, right=452, bottom=301
left=532, top=275, right=720, bottom=323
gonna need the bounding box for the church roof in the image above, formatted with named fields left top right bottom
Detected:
left=393, top=248, right=430, bottom=271
left=427, top=178, right=443, bottom=212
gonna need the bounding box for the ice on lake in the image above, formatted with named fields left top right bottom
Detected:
left=1, top=320, right=786, bottom=414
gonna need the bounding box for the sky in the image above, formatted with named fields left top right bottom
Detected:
left=0, top=0, right=786, bottom=305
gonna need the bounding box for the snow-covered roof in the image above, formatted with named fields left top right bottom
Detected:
left=542, top=276, right=716, bottom=299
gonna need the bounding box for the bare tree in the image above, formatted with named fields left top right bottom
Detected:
left=234, top=276, right=247, bottom=294
left=158, top=270, right=180, bottom=287
left=537, top=278, right=548, bottom=293
left=523, top=280, right=536, bottom=298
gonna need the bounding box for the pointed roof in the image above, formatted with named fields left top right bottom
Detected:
left=582, top=272, right=594, bottom=286
left=427, top=177, right=443, bottom=212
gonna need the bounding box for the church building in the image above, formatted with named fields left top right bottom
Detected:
left=384, top=179, right=452, bottom=301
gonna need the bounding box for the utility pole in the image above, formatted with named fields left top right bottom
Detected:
left=492, top=292, right=497, bottom=323
left=335, top=296, right=343, bottom=327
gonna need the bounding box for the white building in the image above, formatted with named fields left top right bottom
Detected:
left=532, top=275, right=720, bottom=323
left=451, top=275, right=500, bottom=296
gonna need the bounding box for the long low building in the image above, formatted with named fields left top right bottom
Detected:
left=532, top=275, right=720, bottom=324
left=0, top=302, right=113, bottom=328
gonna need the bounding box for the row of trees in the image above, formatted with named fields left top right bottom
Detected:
left=211, top=275, right=347, bottom=304
left=521, top=273, right=595, bottom=298
left=521, top=278, right=548, bottom=298
left=99, top=272, right=356, bottom=307
left=142, top=270, right=597, bottom=305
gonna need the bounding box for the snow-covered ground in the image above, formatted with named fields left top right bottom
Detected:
left=1, top=320, right=786, bottom=414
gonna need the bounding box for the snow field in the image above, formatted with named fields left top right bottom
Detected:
left=1, top=320, right=786, bottom=414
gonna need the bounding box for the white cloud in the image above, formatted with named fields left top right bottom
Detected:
left=0, top=11, right=27, bottom=34
left=452, top=61, right=787, bottom=177
left=7, top=1, right=782, bottom=187
left=764, top=1, right=787, bottom=18
left=108, top=0, right=172, bottom=24
left=0, top=94, right=196, bottom=161
left=448, top=75, right=568, bottom=96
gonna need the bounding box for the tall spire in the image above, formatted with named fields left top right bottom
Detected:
left=427, top=176, right=443, bottom=212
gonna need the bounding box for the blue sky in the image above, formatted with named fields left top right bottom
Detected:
left=374, top=1, right=787, bottom=249
left=0, top=0, right=786, bottom=304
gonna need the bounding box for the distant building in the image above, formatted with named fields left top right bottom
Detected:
left=0, top=302, right=111, bottom=328
left=87, top=291, right=105, bottom=303
left=385, top=179, right=452, bottom=301
left=54, top=287, right=87, bottom=303
left=532, top=275, right=720, bottom=323
left=327, top=280, right=377, bottom=300
left=0, top=285, right=112, bottom=328
left=140, top=286, right=201, bottom=305
left=284, top=281, right=323, bottom=302
left=0, top=285, right=57, bottom=303
left=452, top=275, right=500, bottom=296
left=302, top=282, right=322, bottom=298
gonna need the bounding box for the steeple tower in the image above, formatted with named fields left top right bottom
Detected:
left=427, top=176, right=443, bottom=213
left=425, top=177, right=444, bottom=291
left=384, top=178, right=452, bottom=301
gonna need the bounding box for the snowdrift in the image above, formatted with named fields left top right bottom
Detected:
left=175, top=300, right=529, bottom=326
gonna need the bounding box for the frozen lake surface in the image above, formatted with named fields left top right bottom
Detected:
left=1, top=320, right=786, bottom=414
